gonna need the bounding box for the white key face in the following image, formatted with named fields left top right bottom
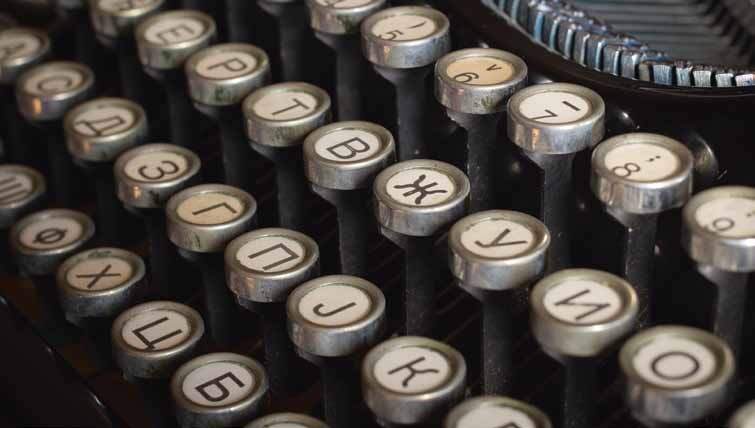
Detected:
left=314, top=129, right=381, bottom=163
left=24, top=67, right=86, bottom=96
left=385, top=168, right=456, bottom=207
left=695, top=197, right=755, bottom=238
left=456, top=406, right=536, bottom=428
left=518, top=91, right=590, bottom=124
left=253, top=91, right=319, bottom=121
left=19, top=217, right=84, bottom=250
left=236, top=236, right=306, bottom=273
left=99, top=0, right=160, bottom=13
left=316, top=0, right=375, bottom=8
left=603, top=143, right=680, bottom=182
left=445, top=57, right=515, bottom=86
left=72, top=106, right=136, bottom=137
left=632, top=336, right=717, bottom=389
left=124, top=151, right=190, bottom=183
left=196, top=51, right=258, bottom=80
left=66, top=257, right=134, bottom=291
left=144, top=17, right=206, bottom=45
left=122, top=309, right=191, bottom=351
left=298, top=284, right=372, bottom=327
left=176, top=192, right=245, bottom=225
left=0, top=169, right=35, bottom=206
left=460, top=218, right=536, bottom=258
left=373, top=346, right=451, bottom=394
left=182, top=362, right=255, bottom=407
left=372, top=15, right=437, bottom=41
left=0, top=32, right=43, bottom=62
left=542, top=280, right=622, bottom=325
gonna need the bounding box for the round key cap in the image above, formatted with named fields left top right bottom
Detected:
left=10, top=208, right=96, bottom=276
left=449, top=210, right=549, bottom=394
left=729, top=401, right=755, bottom=428
left=16, top=61, right=96, bottom=122
left=620, top=325, right=735, bottom=425
left=0, top=27, right=51, bottom=85
left=308, top=0, right=386, bottom=35
left=112, top=300, right=205, bottom=379
left=166, top=184, right=257, bottom=254
left=363, top=336, right=467, bottom=425
left=57, top=247, right=147, bottom=323
left=135, top=9, right=216, bottom=71
left=171, top=352, right=269, bottom=428
left=444, top=396, right=553, bottom=428
left=0, top=165, right=46, bottom=229
left=91, top=0, right=166, bottom=43
left=245, top=413, right=328, bottom=428
left=115, top=143, right=202, bottom=210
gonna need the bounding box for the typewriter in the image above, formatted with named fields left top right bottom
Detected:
left=0, top=0, right=753, bottom=427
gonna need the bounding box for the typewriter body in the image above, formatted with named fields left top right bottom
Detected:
left=0, top=0, right=753, bottom=427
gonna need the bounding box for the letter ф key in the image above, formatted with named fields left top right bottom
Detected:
left=64, top=97, right=148, bottom=245
left=0, top=165, right=46, bottom=273
left=226, top=227, right=320, bottom=395
left=363, top=336, right=467, bottom=427
left=115, top=143, right=202, bottom=300
left=112, top=301, right=205, bottom=428
left=185, top=43, right=271, bottom=196
left=166, top=184, right=257, bottom=346
left=444, top=396, right=553, bottom=428
left=374, top=159, right=469, bottom=336
left=288, top=275, right=387, bottom=428
left=449, top=210, right=550, bottom=395
left=135, top=10, right=215, bottom=149
left=620, top=326, right=735, bottom=427
left=435, top=48, right=528, bottom=212
left=307, top=0, right=387, bottom=120
left=171, top=352, right=269, bottom=428
left=246, top=413, right=328, bottom=428
left=304, top=121, right=396, bottom=276
left=56, top=247, right=147, bottom=364
left=362, top=6, right=451, bottom=161
left=243, top=82, right=332, bottom=233
left=530, top=269, right=638, bottom=428
left=0, top=27, right=50, bottom=166
left=16, top=61, right=96, bottom=206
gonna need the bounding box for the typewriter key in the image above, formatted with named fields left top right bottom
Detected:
left=171, top=352, right=269, bottom=428
left=243, top=82, right=331, bottom=232
left=64, top=97, right=148, bottom=244
left=246, top=413, right=328, bottom=428
left=592, top=133, right=694, bottom=327
left=436, top=48, right=527, bottom=212
left=507, top=82, right=605, bottom=272
left=304, top=121, right=395, bottom=276
left=444, top=396, right=553, bottom=428
left=363, top=336, right=467, bottom=426
left=0, top=27, right=50, bottom=164
left=307, top=0, right=386, bottom=120
left=186, top=43, right=271, bottom=194
left=90, top=0, right=166, bottom=138
left=226, top=227, right=320, bottom=395
left=288, top=275, right=386, bottom=428
left=449, top=210, right=549, bottom=395
left=115, top=143, right=202, bottom=299
left=620, top=326, right=735, bottom=426
left=135, top=10, right=215, bottom=148
left=0, top=165, right=45, bottom=272
left=112, top=301, right=205, bottom=428
left=361, top=6, right=451, bottom=161
left=531, top=269, right=638, bottom=428
left=167, top=184, right=257, bottom=346
left=681, top=186, right=755, bottom=358
left=16, top=61, right=96, bottom=206
left=374, top=159, right=469, bottom=336
left=730, top=401, right=755, bottom=428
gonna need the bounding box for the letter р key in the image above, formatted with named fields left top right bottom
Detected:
left=444, top=396, right=553, bottom=428
left=225, top=227, right=320, bottom=395
left=171, top=352, right=269, bottom=428
left=363, top=336, right=467, bottom=426
left=112, top=301, right=205, bottom=428
left=530, top=268, right=638, bottom=428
